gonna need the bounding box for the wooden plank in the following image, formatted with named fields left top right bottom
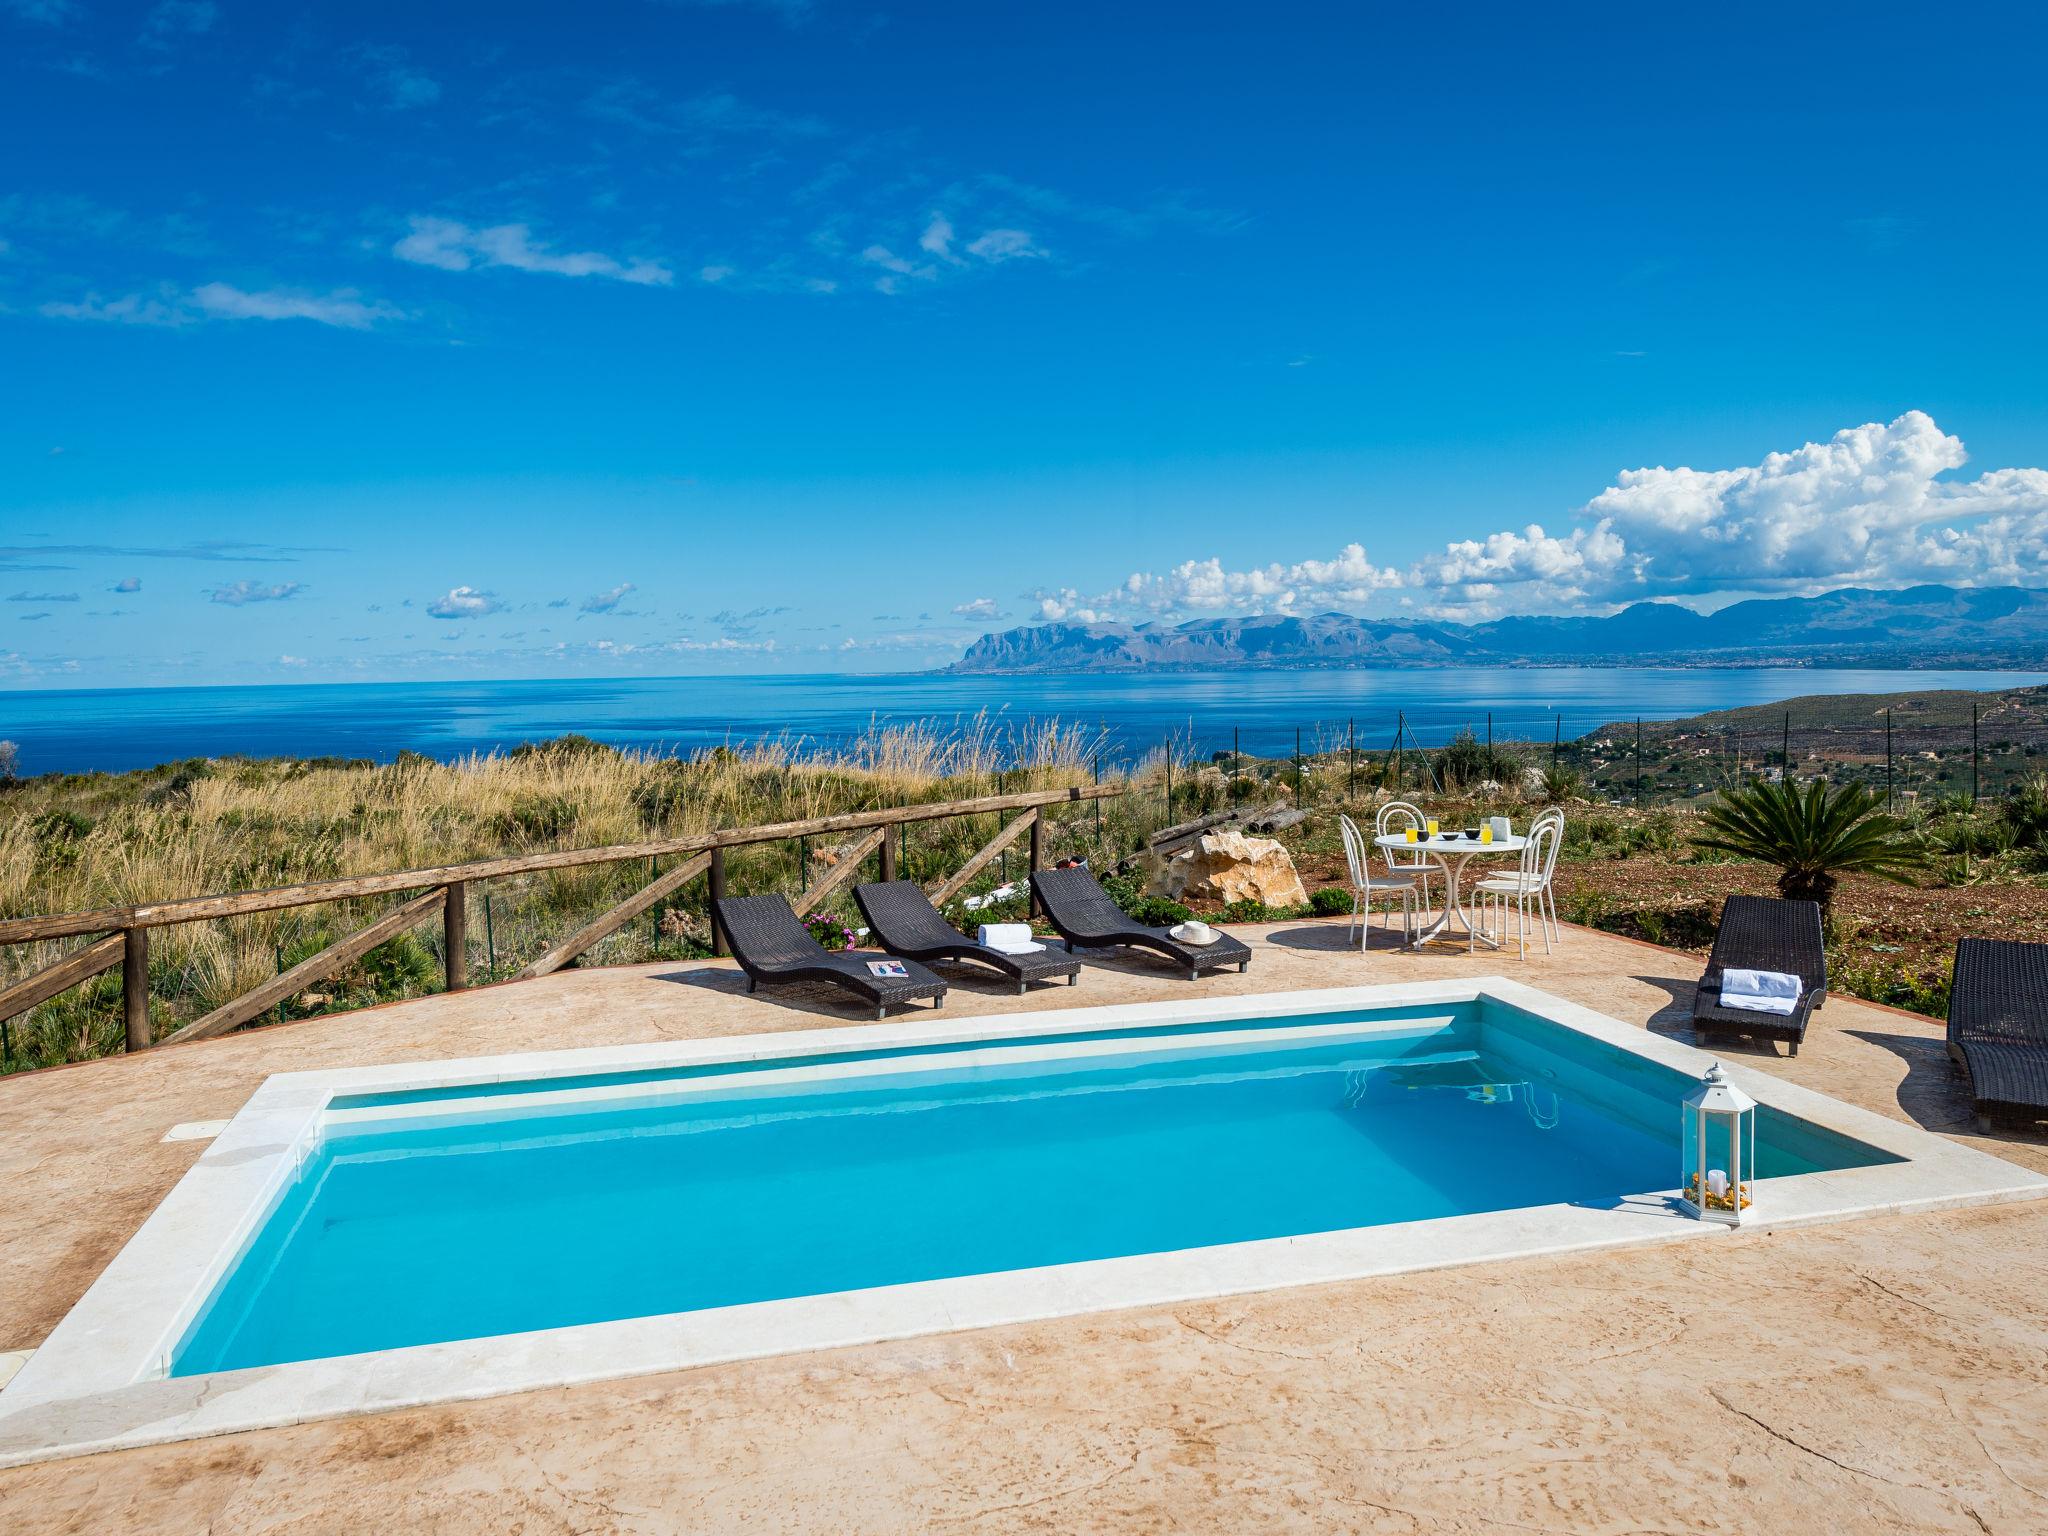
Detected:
left=123, top=928, right=149, bottom=1052
left=1146, top=806, right=1242, bottom=850
left=0, top=932, right=123, bottom=1025
left=513, top=852, right=711, bottom=981
left=793, top=829, right=886, bottom=916
left=928, top=809, right=1038, bottom=909
left=0, top=784, right=1124, bottom=944
left=163, top=888, right=446, bottom=1046
left=444, top=880, right=468, bottom=992
left=709, top=847, right=728, bottom=956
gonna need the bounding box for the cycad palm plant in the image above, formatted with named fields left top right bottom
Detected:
left=1693, top=777, right=1923, bottom=911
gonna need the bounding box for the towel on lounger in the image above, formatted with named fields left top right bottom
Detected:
left=978, top=922, right=1045, bottom=955
left=1719, top=967, right=1801, bottom=1016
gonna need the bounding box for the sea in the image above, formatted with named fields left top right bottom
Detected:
left=5, top=666, right=2046, bottom=779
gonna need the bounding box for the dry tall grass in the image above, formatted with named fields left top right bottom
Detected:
left=0, top=721, right=1130, bottom=1071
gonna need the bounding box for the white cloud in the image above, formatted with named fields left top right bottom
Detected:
left=38, top=291, right=186, bottom=326
left=113, top=577, right=141, bottom=593
left=278, top=653, right=308, bottom=667
left=1018, top=414, right=2048, bottom=626
left=951, top=597, right=1003, bottom=620
left=394, top=217, right=673, bottom=286
left=190, top=283, right=404, bottom=329
left=860, top=215, right=1045, bottom=293
left=40, top=283, right=402, bottom=330
left=210, top=580, right=303, bottom=606
left=919, top=214, right=958, bottom=262
left=580, top=581, right=635, bottom=613
left=860, top=244, right=931, bottom=280
left=353, top=44, right=440, bottom=110
left=965, top=228, right=1044, bottom=263
left=426, top=585, right=499, bottom=619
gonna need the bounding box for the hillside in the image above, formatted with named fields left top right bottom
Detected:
left=951, top=585, right=2048, bottom=673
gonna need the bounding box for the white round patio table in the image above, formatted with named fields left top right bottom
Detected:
left=1373, top=831, right=1528, bottom=950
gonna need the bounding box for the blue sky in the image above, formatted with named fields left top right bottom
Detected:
left=4, top=0, right=2047, bottom=689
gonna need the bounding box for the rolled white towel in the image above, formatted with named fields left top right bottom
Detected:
left=978, top=922, right=1044, bottom=955
left=1719, top=967, right=1801, bottom=1016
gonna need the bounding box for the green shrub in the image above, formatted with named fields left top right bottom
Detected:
left=33, top=808, right=93, bottom=842
left=1128, top=896, right=1192, bottom=927
left=495, top=793, right=578, bottom=842
left=1310, top=886, right=1353, bottom=917
left=1097, top=867, right=1146, bottom=912
left=1219, top=898, right=1269, bottom=924
left=509, top=733, right=618, bottom=762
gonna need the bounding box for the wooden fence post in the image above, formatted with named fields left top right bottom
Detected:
left=879, top=818, right=898, bottom=883
left=443, top=880, right=468, bottom=991
left=122, top=926, right=149, bottom=1051
left=709, top=847, right=728, bottom=956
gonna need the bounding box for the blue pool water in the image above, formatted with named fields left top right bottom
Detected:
left=172, top=1003, right=1893, bottom=1375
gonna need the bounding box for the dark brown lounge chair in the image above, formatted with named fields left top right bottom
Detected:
left=1691, top=894, right=1826, bottom=1055
left=1947, top=936, right=2048, bottom=1130
left=712, top=893, right=946, bottom=1020
left=853, top=881, right=1081, bottom=994
left=1029, top=865, right=1252, bottom=980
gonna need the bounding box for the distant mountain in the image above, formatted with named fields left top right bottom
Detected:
left=949, top=586, right=2048, bottom=673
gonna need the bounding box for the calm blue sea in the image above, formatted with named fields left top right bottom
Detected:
left=3, top=666, right=2044, bottom=777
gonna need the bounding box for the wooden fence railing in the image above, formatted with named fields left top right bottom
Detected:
left=0, top=783, right=1122, bottom=1054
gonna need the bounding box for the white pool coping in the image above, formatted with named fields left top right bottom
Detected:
left=2, top=977, right=2042, bottom=1468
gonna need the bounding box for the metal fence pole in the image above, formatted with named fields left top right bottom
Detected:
left=1552, top=715, right=1560, bottom=770
left=485, top=889, right=498, bottom=977
left=1973, top=703, right=1981, bottom=804
left=1886, top=708, right=1893, bottom=810
left=1093, top=749, right=1102, bottom=842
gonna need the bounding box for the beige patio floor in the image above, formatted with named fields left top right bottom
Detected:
left=2, top=919, right=2045, bottom=1533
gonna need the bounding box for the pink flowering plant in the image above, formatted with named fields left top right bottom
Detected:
left=804, top=912, right=857, bottom=951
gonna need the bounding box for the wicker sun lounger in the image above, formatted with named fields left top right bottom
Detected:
left=1029, top=865, right=1252, bottom=980
left=1691, top=894, right=1827, bottom=1055
left=853, top=881, right=1081, bottom=994
left=712, top=894, right=946, bottom=1020
left=1947, top=936, right=2048, bottom=1129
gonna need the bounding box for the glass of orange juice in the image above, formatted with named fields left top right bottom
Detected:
left=1425, top=818, right=1439, bottom=837
left=1480, top=824, right=1494, bottom=844
left=1405, top=827, right=1419, bottom=844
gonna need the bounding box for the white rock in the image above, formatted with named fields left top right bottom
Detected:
left=1162, top=830, right=1309, bottom=907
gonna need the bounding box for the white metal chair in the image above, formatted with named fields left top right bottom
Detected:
left=1529, top=807, right=1565, bottom=943
left=1374, top=800, right=1439, bottom=916
left=1339, top=812, right=1417, bottom=951
left=1472, top=814, right=1562, bottom=959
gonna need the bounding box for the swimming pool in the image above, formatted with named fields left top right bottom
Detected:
left=3, top=980, right=2042, bottom=1466
left=171, top=999, right=1892, bottom=1376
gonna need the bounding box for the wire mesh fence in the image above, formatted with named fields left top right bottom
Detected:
left=1069, top=691, right=2048, bottom=812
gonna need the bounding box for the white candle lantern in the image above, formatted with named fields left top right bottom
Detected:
left=1681, top=1062, right=1757, bottom=1225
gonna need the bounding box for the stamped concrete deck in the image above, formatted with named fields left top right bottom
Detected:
left=3, top=920, right=2045, bottom=1533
